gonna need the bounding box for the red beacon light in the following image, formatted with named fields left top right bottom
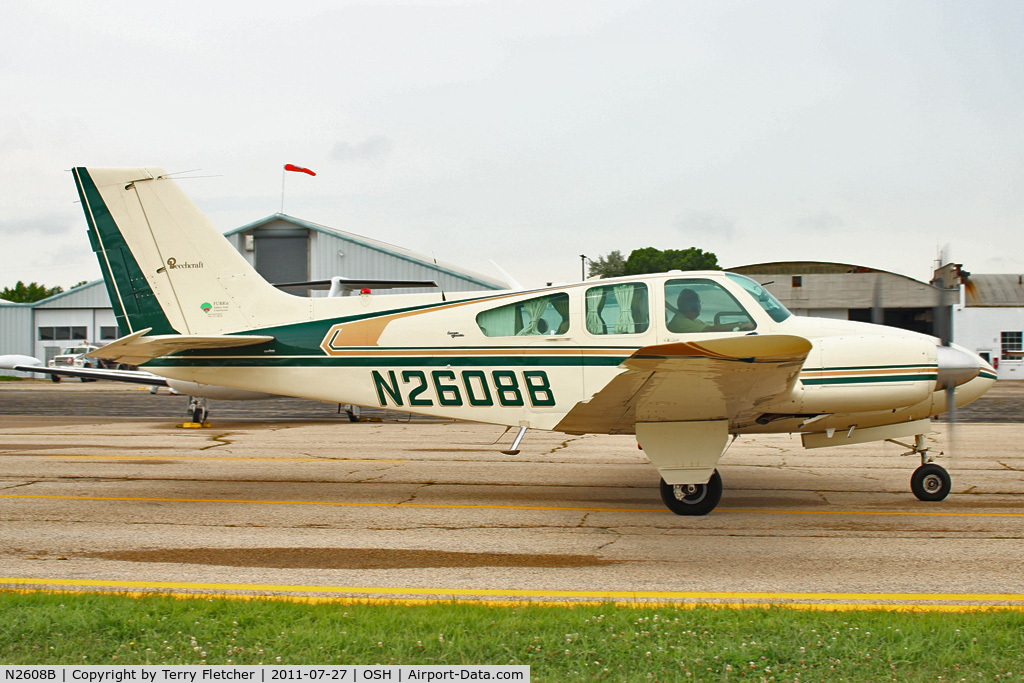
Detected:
left=360, top=288, right=372, bottom=295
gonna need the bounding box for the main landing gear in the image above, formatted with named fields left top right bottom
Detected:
left=888, top=434, right=952, bottom=502
left=187, top=396, right=209, bottom=426
left=659, top=470, right=723, bottom=516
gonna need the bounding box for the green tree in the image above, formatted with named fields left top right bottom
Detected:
left=623, top=247, right=720, bottom=275
left=587, top=250, right=627, bottom=278
left=0, top=281, right=64, bottom=303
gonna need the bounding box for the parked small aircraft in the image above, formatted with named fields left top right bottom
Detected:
left=70, top=167, right=995, bottom=515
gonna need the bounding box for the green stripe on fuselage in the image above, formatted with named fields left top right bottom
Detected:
left=801, top=374, right=938, bottom=385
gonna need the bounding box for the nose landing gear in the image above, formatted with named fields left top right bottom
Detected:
left=887, top=434, right=952, bottom=502
left=911, top=463, right=952, bottom=501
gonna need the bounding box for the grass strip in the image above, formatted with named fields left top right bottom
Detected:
left=1, top=591, right=1023, bottom=680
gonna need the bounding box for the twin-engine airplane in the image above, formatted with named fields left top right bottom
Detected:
left=72, top=167, right=995, bottom=515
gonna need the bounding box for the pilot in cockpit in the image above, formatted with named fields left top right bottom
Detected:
left=667, top=288, right=707, bottom=333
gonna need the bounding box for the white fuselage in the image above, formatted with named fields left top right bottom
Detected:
left=146, top=271, right=994, bottom=437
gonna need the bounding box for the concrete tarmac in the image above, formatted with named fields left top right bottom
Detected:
left=1, top=381, right=1023, bottom=609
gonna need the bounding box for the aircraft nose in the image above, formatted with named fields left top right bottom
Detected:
left=935, top=345, right=984, bottom=390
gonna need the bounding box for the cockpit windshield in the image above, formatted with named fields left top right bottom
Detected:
left=726, top=273, right=792, bottom=323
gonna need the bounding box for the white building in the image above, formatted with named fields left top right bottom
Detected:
left=1, top=282, right=117, bottom=367
left=947, top=272, right=1024, bottom=380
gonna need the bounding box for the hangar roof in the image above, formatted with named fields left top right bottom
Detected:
left=730, top=261, right=956, bottom=309
left=0, top=281, right=108, bottom=310
left=32, top=280, right=108, bottom=308
left=964, top=274, right=1024, bottom=307
left=227, top=214, right=507, bottom=290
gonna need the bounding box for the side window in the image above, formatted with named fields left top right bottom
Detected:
left=664, top=279, right=755, bottom=333
left=1002, top=331, right=1024, bottom=360
left=476, top=293, right=570, bottom=337
left=584, top=282, right=649, bottom=335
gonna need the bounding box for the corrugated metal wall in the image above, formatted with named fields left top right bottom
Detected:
left=0, top=303, right=35, bottom=377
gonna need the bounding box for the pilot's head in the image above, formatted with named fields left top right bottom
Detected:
left=677, top=289, right=701, bottom=319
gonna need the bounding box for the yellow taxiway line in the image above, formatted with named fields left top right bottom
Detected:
left=1, top=577, right=1022, bottom=612
left=34, top=455, right=404, bottom=462
left=2, top=492, right=1023, bottom=517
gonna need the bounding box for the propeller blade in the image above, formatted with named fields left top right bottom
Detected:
left=944, top=385, right=957, bottom=459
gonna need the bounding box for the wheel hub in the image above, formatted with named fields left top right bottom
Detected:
left=672, top=483, right=707, bottom=504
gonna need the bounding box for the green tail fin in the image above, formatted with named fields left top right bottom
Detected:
left=73, top=167, right=178, bottom=336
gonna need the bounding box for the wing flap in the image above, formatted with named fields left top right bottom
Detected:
left=556, top=334, right=812, bottom=434
left=85, top=328, right=274, bottom=366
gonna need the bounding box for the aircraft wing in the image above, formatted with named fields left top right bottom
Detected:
left=555, top=334, right=812, bottom=435
left=85, top=328, right=274, bottom=366
left=0, top=355, right=168, bottom=386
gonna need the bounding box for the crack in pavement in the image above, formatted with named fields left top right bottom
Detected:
left=200, top=433, right=233, bottom=451
left=0, top=480, right=41, bottom=491
left=595, top=534, right=622, bottom=552
left=353, top=465, right=403, bottom=483
left=546, top=436, right=581, bottom=455
left=396, top=482, right=432, bottom=506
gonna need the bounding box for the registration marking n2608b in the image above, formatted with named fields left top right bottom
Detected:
left=371, top=369, right=555, bottom=408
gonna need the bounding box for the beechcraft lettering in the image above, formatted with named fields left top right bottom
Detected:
left=67, top=166, right=996, bottom=516
left=167, top=257, right=203, bottom=269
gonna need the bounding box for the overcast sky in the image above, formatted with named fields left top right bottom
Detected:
left=2, top=0, right=1022, bottom=290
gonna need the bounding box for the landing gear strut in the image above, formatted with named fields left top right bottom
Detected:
left=887, top=434, right=951, bottom=502
left=188, top=396, right=209, bottom=425
left=659, top=470, right=723, bottom=516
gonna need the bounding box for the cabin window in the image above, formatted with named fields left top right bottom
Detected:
left=1001, top=331, right=1023, bottom=360
left=664, top=279, right=755, bottom=333
left=584, top=282, right=649, bottom=335
left=726, top=273, right=792, bottom=322
left=476, top=293, right=570, bottom=337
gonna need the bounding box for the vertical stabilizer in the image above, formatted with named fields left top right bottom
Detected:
left=74, top=167, right=311, bottom=336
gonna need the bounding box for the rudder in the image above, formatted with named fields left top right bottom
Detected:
left=74, top=167, right=309, bottom=336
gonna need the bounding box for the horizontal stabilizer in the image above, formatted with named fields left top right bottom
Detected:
left=86, top=328, right=274, bottom=366
left=274, top=277, right=438, bottom=291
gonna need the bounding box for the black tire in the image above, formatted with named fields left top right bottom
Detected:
left=911, top=463, right=951, bottom=502
left=50, top=374, right=61, bottom=383
left=191, top=405, right=206, bottom=424
left=660, top=470, right=723, bottom=516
